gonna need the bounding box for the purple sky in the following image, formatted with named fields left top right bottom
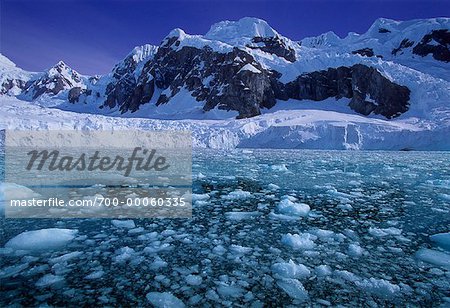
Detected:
left=1, top=0, right=448, bottom=75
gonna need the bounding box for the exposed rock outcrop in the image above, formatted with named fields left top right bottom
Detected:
left=23, top=61, right=84, bottom=99
left=285, top=65, right=410, bottom=118
left=412, top=29, right=450, bottom=62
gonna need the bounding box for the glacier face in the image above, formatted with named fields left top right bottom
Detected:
left=0, top=17, right=449, bottom=150
left=0, top=96, right=448, bottom=150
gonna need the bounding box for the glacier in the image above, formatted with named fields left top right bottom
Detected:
left=0, top=95, right=448, bottom=150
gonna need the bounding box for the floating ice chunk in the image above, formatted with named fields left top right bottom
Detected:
left=271, top=260, right=311, bottom=279
left=150, top=257, right=168, bottom=270
left=212, top=245, right=227, bottom=255
left=143, top=242, right=172, bottom=254
left=281, top=233, right=316, bottom=250
left=192, top=193, right=210, bottom=202
left=161, top=229, right=176, bottom=236
left=221, top=190, right=252, bottom=200
left=269, top=212, right=299, bottom=221
left=0, top=262, right=29, bottom=278
left=268, top=183, right=280, bottom=190
left=225, top=211, right=262, bottom=220
left=196, top=172, right=206, bottom=179
left=230, top=244, right=252, bottom=255
left=277, top=197, right=310, bottom=217
left=49, top=251, right=83, bottom=264
left=185, top=274, right=203, bottom=286
left=355, top=278, right=401, bottom=299
left=337, top=203, right=353, bottom=210
left=276, top=278, right=308, bottom=301
left=111, top=220, right=136, bottom=229
left=35, top=274, right=64, bottom=287
left=348, top=243, right=364, bottom=257
left=146, top=292, right=185, bottom=308
left=315, top=265, right=332, bottom=277
left=128, top=227, right=145, bottom=234
left=416, top=248, right=450, bottom=269
left=430, top=232, right=450, bottom=251
left=113, top=246, right=135, bottom=263
left=271, top=164, right=289, bottom=172
left=0, top=182, right=41, bottom=200
left=138, top=231, right=159, bottom=241
left=313, top=229, right=336, bottom=240
left=217, top=283, right=245, bottom=298
left=334, top=270, right=359, bottom=283
left=5, top=228, right=78, bottom=252
left=85, top=270, right=104, bottom=280
left=368, top=227, right=402, bottom=237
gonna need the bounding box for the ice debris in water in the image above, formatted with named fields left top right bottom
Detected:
left=281, top=233, right=317, bottom=250
left=276, top=196, right=310, bottom=217
left=146, top=292, right=185, bottom=308
left=5, top=228, right=78, bottom=252
left=348, top=243, right=364, bottom=257
left=416, top=249, right=450, bottom=269
left=35, top=274, right=65, bottom=287
left=355, top=278, right=401, bottom=299
left=315, top=265, right=332, bottom=277
left=221, top=189, right=252, bottom=200
left=225, top=211, right=262, bottom=220
left=111, top=219, right=136, bottom=229
left=0, top=183, right=41, bottom=201
left=185, top=274, right=203, bottom=286
left=368, top=227, right=402, bottom=237
left=430, top=232, right=450, bottom=251
left=271, top=260, right=311, bottom=279
left=276, top=278, right=309, bottom=301
left=271, top=164, right=289, bottom=172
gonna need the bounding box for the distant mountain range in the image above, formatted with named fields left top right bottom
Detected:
left=0, top=17, right=449, bottom=150
left=1, top=17, right=449, bottom=119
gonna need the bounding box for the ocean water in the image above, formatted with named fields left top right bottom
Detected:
left=0, top=150, right=449, bottom=306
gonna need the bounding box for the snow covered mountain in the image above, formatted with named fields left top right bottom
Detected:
left=0, top=17, right=449, bottom=150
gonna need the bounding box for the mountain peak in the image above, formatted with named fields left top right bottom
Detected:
left=165, top=28, right=187, bottom=39
left=205, top=17, right=279, bottom=43
left=52, top=60, right=70, bottom=70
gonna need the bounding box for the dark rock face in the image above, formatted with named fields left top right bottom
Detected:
left=392, top=39, right=415, bottom=55
left=285, top=65, right=410, bottom=119
left=349, top=65, right=410, bottom=118
left=247, top=36, right=297, bottom=62
left=0, top=78, right=27, bottom=95
left=378, top=28, right=391, bottom=33
left=104, top=34, right=280, bottom=118
left=412, top=29, right=450, bottom=62
left=101, top=35, right=411, bottom=119
left=68, top=87, right=92, bottom=103
left=352, top=48, right=375, bottom=57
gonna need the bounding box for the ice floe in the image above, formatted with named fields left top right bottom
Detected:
left=146, top=292, right=185, bottom=307
left=5, top=228, right=78, bottom=252
left=281, top=233, right=317, bottom=250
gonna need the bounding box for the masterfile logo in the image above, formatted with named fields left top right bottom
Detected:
left=4, top=130, right=192, bottom=218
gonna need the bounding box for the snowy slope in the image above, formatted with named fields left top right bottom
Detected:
left=301, top=18, right=450, bottom=81
left=0, top=54, right=35, bottom=95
